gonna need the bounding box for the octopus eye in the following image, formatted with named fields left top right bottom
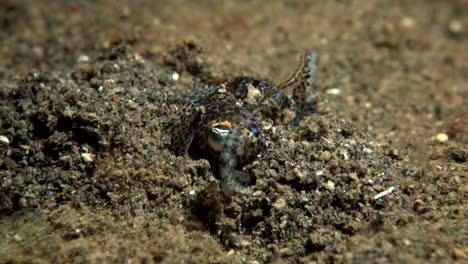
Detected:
left=208, top=124, right=230, bottom=151
left=249, top=126, right=258, bottom=136
left=244, top=123, right=260, bottom=138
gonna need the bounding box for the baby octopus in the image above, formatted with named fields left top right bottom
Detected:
left=168, top=51, right=318, bottom=193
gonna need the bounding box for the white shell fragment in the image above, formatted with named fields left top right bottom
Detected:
left=374, top=186, right=395, bottom=200
left=81, top=153, right=96, bottom=162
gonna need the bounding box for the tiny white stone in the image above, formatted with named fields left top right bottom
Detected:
left=239, top=240, right=251, bottom=247
left=172, top=72, right=179, bottom=81
left=77, top=55, right=89, bottom=63
left=403, top=239, right=411, bottom=246
left=326, top=180, right=335, bottom=191
left=189, top=190, right=195, bottom=195
left=363, top=147, right=373, bottom=154
left=0, top=135, right=10, bottom=145
left=252, top=190, right=263, bottom=196
left=326, top=88, right=341, bottom=95
left=13, top=234, right=22, bottom=242
left=449, top=20, right=463, bottom=34
left=436, top=133, right=448, bottom=143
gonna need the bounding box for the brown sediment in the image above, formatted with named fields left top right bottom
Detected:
left=0, top=1, right=466, bottom=263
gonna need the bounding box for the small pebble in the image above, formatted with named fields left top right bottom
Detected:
left=278, top=247, right=292, bottom=256
left=453, top=247, right=466, bottom=260
left=401, top=17, right=415, bottom=28
left=268, top=169, right=278, bottom=178
left=261, top=119, right=273, bottom=130
left=436, top=133, right=448, bottom=143
left=382, top=22, right=396, bottom=35
left=293, top=168, right=305, bottom=179
left=172, top=72, right=179, bottom=81
left=449, top=148, right=466, bottom=163
left=252, top=190, right=263, bottom=197
left=403, top=239, right=411, bottom=246
left=238, top=240, right=251, bottom=247
left=337, top=149, right=349, bottom=160
left=13, top=234, right=22, bottom=242
left=448, top=20, right=464, bottom=35
left=246, top=84, right=262, bottom=99
left=77, top=55, right=89, bottom=63
left=325, top=180, right=335, bottom=191
left=81, top=153, right=95, bottom=162
left=59, top=155, right=72, bottom=161
left=389, top=149, right=399, bottom=158
left=20, top=145, right=30, bottom=150
left=318, top=151, right=331, bottom=161
left=413, top=199, right=424, bottom=211
left=363, top=147, right=373, bottom=154
left=127, top=100, right=138, bottom=110
left=273, top=198, right=286, bottom=209
left=348, top=172, right=359, bottom=181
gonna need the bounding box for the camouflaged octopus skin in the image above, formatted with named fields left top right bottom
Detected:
left=168, top=51, right=318, bottom=193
